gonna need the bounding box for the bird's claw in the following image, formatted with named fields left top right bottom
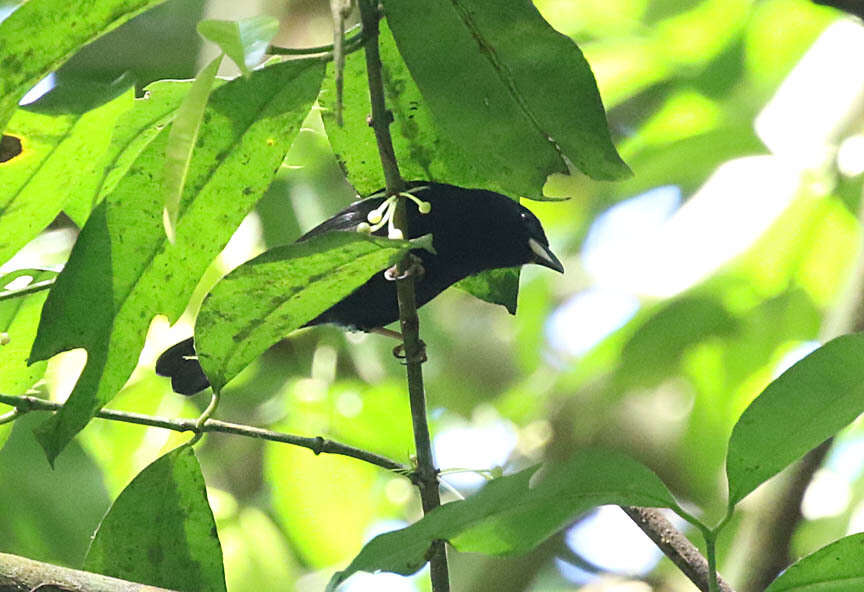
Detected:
left=393, top=340, right=427, bottom=364
left=384, top=255, right=425, bottom=282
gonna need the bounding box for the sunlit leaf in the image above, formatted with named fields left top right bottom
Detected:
left=197, top=16, right=279, bottom=76
left=764, top=532, right=864, bottom=591
left=196, top=232, right=411, bottom=392
left=64, top=79, right=198, bottom=226
left=0, top=81, right=132, bottom=266
left=328, top=449, right=682, bottom=590
left=0, top=269, right=57, bottom=397
left=726, top=334, right=864, bottom=508
left=29, top=60, right=324, bottom=464
left=382, top=0, right=630, bottom=195
left=163, top=54, right=223, bottom=243
left=84, top=446, right=226, bottom=592
left=0, top=0, right=168, bottom=131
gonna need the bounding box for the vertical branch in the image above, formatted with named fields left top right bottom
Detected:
left=357, top=2, right=450, bottom=590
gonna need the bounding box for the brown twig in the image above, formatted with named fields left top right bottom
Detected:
left=0, top=393, right=406, bottom=473
left=356, top=1, right=450, bottom=590
left=0, top=552, right=178, bottom=592
left=622, top=507, right=734, bottom=592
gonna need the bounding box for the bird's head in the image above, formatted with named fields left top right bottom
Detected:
left=407, top=183, right=564, bottom=275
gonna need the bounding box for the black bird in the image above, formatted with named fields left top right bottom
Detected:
left=156, top=182, right=564, bottom=395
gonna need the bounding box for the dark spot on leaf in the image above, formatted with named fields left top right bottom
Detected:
left=147, top=542, right=163, bottom=565
left=242, top=186, right=252, bottom=195
left=0, top=135, right=23, bottom=162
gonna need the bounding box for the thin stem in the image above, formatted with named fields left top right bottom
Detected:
left=0, top=407, right=19, bottom=425
left=0, top=278, right=55, bottom=302
left=357, top=1, right=450, bottom=590
left=267, top=26, right=364, bottom=56
left=620, top=506, right=734, bottom=592
left=188, top=389, right=221, bottom=446
left=706, top=532, right=720, bottom=592
left=0, top=393, right=407, bottom=473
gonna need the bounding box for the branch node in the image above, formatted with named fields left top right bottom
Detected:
left=313, top=435, right=326, bottom=455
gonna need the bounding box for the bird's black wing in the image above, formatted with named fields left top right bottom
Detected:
left=297, top=196, right=388, bottom=242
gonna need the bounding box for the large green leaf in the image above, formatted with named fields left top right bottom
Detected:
left=726, top=334, right=864, bottom=508
left=381, top=0, right=630, bottom=196
left=328, top=449, right=682, bottom=590
left=764, top=533, right=864, bottom=591
left=320, top=22, right=523, bottom=310
left=0, top=0, right=168, bottom=132
left=196, top=232, right=411, bottom=393
left=30, top=60, right=324, bottom=464
left=320, top=20, right=506, bottom=196
left=84, top=446, right=226, bottom=592
left=0, top=83, right=132, bottom=266
left=64, top=79, right=198, bottom=226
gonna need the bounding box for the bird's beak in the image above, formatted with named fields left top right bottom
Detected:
left=529, top=238, right=564, bottom=273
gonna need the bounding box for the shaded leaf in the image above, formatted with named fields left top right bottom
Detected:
left=381, top=0, right=630, bottom=196
left=328, top=449, right=682, bottom=590
left=0, top=0, right=168, bottom=132
left=197, top=16, right=279, bottom=76
left=196, top=232, right=411, bottom=392
left=163, top=54, right=223, bottom=243
left=0, top=82, right=133, bottom=266
left=726, top=334, right=864, bottom=508
left=30, top=60, right=324, bottom=464
left=764, top=532, right=864, bottom=591
left=455, top=268, right=519, bottom=315
left=84, top=446, right=226, bottom=592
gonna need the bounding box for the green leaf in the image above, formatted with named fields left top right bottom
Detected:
left=381, top=0, right=630, bottom=196
left=455, top=268, right=519, bottom=315
left=321, top=22, right=523, bottom=310
left=726, top=334, right=864, bottom=508
left=0, top=82, right=133, bottom=266
left=328, top=449, right=682, bottom=590
left=197, top=16, right=280, bottom=76
left=196, top=232, right=411, bottom=393
left=30, top=60, right=324, bottom=464
left=163, top=54, right=223, bottom=243
left=0, top=269, right=57, bottom=397
left=764, top=533, right=864, bottom=592
left=64, top=78, right=201, bottom=226
left=0, top=0, right=169, bottom=132
left=84, top=446, right=226, bottom=592
left=320, top=20, right=508, bottom=196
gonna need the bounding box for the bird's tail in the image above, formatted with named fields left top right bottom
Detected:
left=155, top=337, right=211, bottom=395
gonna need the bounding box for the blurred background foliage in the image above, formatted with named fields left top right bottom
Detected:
left=1, top=0, right=864, bottom=590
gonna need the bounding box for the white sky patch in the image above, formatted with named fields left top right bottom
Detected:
left=582, top=185, right=682, bottom=290
left=561, top=506, right=666, bottom=580
left=18, top=73, right=56, bottom=106
left=756, top=19, right=864, bottom=170
left=801, top=468, right=851, bottom=520
left=772, top=341, right=821, bottom=378
left=433, top=417, right=518, bottom=490
left=622, top=156, right=800, bottom=298
left=838, top=134, right=864, bottom=177
left=546, top=288, right=639, bottom=357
